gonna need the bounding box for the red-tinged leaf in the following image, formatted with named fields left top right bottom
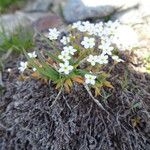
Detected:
left=103, top=81, right=114, bottom=88
left=72, top=75, right=84, bottom=84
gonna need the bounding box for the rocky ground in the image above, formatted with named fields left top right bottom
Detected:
left=0, top=53, right=150, bottom=150
left=0, top=0, right=150, bottom=150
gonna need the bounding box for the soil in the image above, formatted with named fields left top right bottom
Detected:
left=0, top=52, right=150, bottom=150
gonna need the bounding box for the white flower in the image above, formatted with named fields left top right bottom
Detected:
left=81, top=37, right=95, bottom=49
left=105, top=20, right=120, bottom=30
left=86, top=24, right=96, bottom=35
left=63, top=46, right=77, bottom=55
left=33, top=68, right=37, bottom=71
left=75, top=21, right=97, bottom=34
left=96, top=54, right=109, bottom=64
left=99, top=41, right=114, bottom=55
left=78, top=25, right=87, bottom=32
left=94, top=22, right=103, bottom=36
left=78, top=21, right=92, bottom=32
left=101, top=35, right=113, bottom=43
left=82, top=21, right=91, bottom=26
left=59, top=61, right=73, bottom=75
left=18, top=61, right=28, bottom=72
left=48, top=28, right=60, bottom=40
left=72, top=21, right=82, bottom=29
left=58, top=51, right=71, bottom=62
left=28, top=51, right=37, bottom=58
left=85, top=74, right=96, bottom=85
left=87, top=55, right=98, bottom=66
left=60, top=36, right=70, bottom=45
left=112, top=55, right=124, bottom=62
left=101, top=27, right=112, bottom=36
left=7, top=68, right=11, bottom=72
left=103, top=20, right=120, bottom=36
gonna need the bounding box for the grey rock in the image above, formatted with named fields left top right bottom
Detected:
left=0, top=11, right=53, bottom=33
left=63, top=0, right=139, bottom=22
left=24, top=0, right=53, bottom=12
left=0, top=13, right=29, bottom=33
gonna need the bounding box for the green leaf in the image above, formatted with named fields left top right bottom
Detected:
left=24, top=49, right=59, bottom=81
left=74, top=49, right=88, bottom=65
left=29, top=58, right=59, bottom=81
left=45, top=50, right=62, bottom=63
left=74, top=69, right=89, bottom=76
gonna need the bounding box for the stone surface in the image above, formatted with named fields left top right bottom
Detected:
left=0, top=11, right=60, bottom=33
left=109, top=0, right=150, bottom=54
left=111, top=9, right=143, bottom=25
left=133, top=20, right=150, bottom=50
left=0, top=13, right=29, bottom=33
left=24, top=0, right=53, bottom=11
left=50, top=0, right=67, bottom=15
left=111, top=0, right=150, bottom=25
left=32, top=14, right=64, bottom=31
left=63, top=0, right=139, bottom=22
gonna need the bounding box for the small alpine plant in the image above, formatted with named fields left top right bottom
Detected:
left=18, top=20, right=134, bottom=97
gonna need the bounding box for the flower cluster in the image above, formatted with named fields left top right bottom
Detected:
left=19, top=20, right=136, bottom=94
left=18, top=51, right=37, bottom=72
left=81, top=37, right=95, bottom=49
left=72, top=20, right=137, bottom=51
left=59, top=61, right=73, bottom=75
left=58, top=46, right=77, bottom=74
left=87, top=54, right=109, bottom=66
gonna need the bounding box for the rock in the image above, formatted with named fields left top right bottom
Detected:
left=133, top=20, right=150, bottom=52
left=111, top=0, right=150, bottom=25
left=0, top=11, right=65, bottom=45
left=63, top=0, right=139, bottom=22
left=0, top=13, right=28, bottom=33
left=24, top=0, right=53, bottom=12
left=111, top=9, right=143, bottom=25
left=139, top=0, right=150, bottom=16
left=0, top=11, right=58, bottom=33
left=32, top=14, right=64, bottom=31
left=50, top=0, right=67, bottom=15
left=110, top=0, right=150, bottom=53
